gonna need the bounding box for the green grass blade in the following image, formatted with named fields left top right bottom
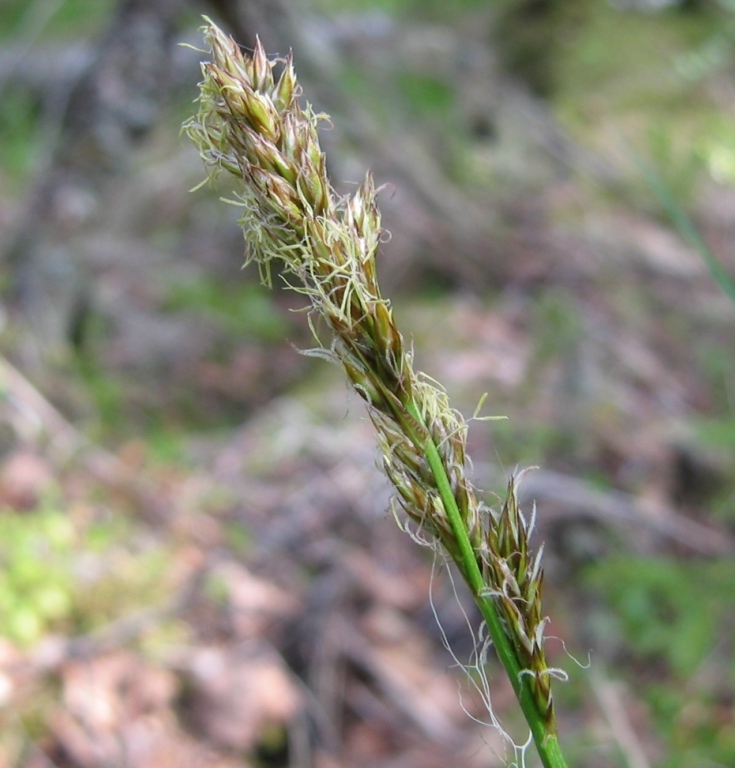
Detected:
left=630, top=145, right=735, bottom=307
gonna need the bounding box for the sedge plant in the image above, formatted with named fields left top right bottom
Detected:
left=183, top=20, right=569, bottom=768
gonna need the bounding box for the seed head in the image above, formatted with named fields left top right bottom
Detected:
left=184, top=20, right=559, bottom=741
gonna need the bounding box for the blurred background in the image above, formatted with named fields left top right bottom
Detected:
left=0, top=0, right=733, bottom=766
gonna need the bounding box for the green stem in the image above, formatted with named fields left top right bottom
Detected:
left=404, top=398, right=569, bottom=768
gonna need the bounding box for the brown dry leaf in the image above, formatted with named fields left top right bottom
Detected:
left=344, top=549, right=429, bottom=613
left=444, top=306, right=531, bottom=390
left=183, top=644, right=302, bottom=752
left=356, top=606, right=466, bottom=744
left=52, top=650, right=179, bottom=767
left=210, top=561, right=300, bottom=637
left=601, top=212, right=703, bottom=277
left=342, top=715, right=398, bottom=763
left=0, top=449, right=54, bottom=511
left=53, top=716, right=248, bottom=768
left=0, top=639, right=23, bottom=708
left=312, top=751, right=344, bottom=768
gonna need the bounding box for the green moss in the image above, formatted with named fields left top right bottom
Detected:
left=0, top=509, right=72, bottom=645
left=0, top=500, right=175, bottom=648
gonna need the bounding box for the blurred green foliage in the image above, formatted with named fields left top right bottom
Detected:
left=77, top=354, right=128, bottom=434
left=315, top=0, right=487, bottom=18
left=530, top=290, right=585, bottom=370
left=696, top=418, right=735, bottom=449
left=0, top=1, right=732, bottom=764
left=0, top=505, right=169, bottom=647
left=0, top=90, right=40, bottom=189
left=0, top=508, right=75, bottom=645
left=395, top=70, right=454, bottom=117
left=163, top=277, right=289, bottom=343
left=648, top=681, right=735, bottom=768
left=550, top=0, right=734, bottom=207
left=586, top=556, right=734, bottom=676
left=0, top=0, right=115, bottom=189
left=0, top=0, right=115, bottom=42
left=586, top=555, right=735, bottom=766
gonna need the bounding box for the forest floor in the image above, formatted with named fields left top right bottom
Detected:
left=0, top=2, right=734, bottom=768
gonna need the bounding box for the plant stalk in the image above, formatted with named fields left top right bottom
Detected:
left=406, top=398, right=567, bottom=768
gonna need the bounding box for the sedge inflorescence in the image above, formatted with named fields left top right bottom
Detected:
left=184, top=18, right=560, bottom=751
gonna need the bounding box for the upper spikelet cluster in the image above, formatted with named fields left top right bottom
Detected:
left=184, top=22, right=331, bottom=267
